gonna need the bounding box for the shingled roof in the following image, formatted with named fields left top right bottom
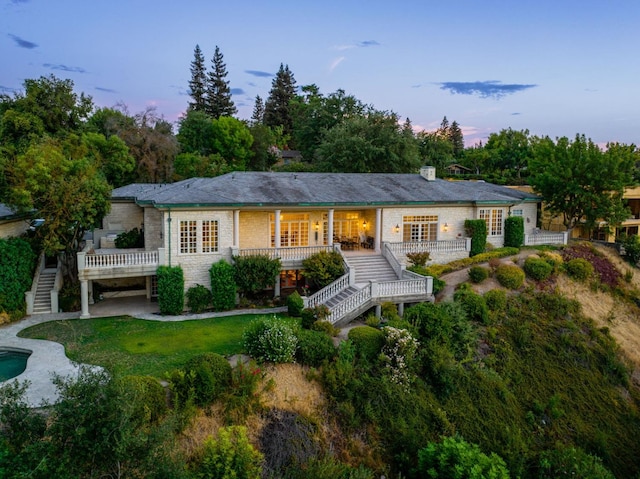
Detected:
left=112, top=172, right=539, bottom=208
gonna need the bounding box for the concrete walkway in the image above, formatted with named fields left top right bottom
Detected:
left=0, top=298, right=287, bottom=407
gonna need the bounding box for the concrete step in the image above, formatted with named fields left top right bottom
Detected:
left=325, top=286, right=359, bottom=308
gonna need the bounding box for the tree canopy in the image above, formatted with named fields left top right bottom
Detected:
left=528, top=134, right=636, bottom=233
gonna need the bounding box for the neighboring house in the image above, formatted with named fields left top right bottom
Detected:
left=273, top=149, right=303, bottom=167
left=445, top=163, right=473, bottom=176
left=77, top=167, right=556, bottom=322
left=0, top=203, right=30, bottom=238
left=533, top=185, right=640, bottom=243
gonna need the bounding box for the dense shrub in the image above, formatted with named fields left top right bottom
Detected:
left=301, top=304, right=330, bottom=329
left=311, top=320, right=339, bottom=337
left=0, top=237, right=37, bottom=314
left=295, top=329, right=337, bottom=367
left=465, top=219, right=487, bottom=257
left=194, top=426, right=263, bottom=479
left=186, top=284, right=212, bottom=313
left=243, top=316, right=298, bottom=363
left=484, top=289, right=507, bottom=312
left=540, top=250, right=564, bottom=270
left=454, top=286, right=489, bottom=324
left=381, top=301, right=401, bottom=322
left=380, top=326, right=420, bottom=388
left=232, top=254, right=282, bottom=298
left=417, top=436, right=511, bottom=479
left=524, top=256, right=553, bottom=281
left=117, top=375, right=167, bottom=424
left=406, top=251, right=431, bottom=267
left=538, top=446, right=615, bottom=479
left=504, top=216, right=524, bottom=248
left=302, top=250, right=345, bottom=289
left=621, top=234, right=640, bottom=265
left=565, top=258, right=594, bottom=282
left=496, top=264, right=525, bottom=289
left=210, top=259, right=236, bottom=311
left=169, top=352, right=232, bottom=408
left=347, top=326, right=384, bottom=362
left=157, top=265, right=184, bottom=315
left=114, top=227, right=144, bottom=248
left=468, top=265, right=489, bottom=283
left=280, top=457, right=375, bottom=479
left=287, top=290, right=304, bottom=316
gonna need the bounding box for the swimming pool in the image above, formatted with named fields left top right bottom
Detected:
left=0, top=347, right=32, bottom=382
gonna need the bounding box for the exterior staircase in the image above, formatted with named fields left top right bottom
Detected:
left=32, top=268, right=56, bottom=314
left=345, top=254, right=399, bottom=284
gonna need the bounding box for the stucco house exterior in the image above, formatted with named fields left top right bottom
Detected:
left=76, top=167, right=551, bottom=323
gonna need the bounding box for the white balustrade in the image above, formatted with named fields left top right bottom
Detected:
left=82, top=251, right=159, bottom=269
left=237, top=245, right=333, bottom=261
left=386, top=239, right=469, bottom=255
left=306, top=273, right=350, bottom=308
left=327, top=284, right=372, bottom=324
left=524, top=231, right=568, bottom=246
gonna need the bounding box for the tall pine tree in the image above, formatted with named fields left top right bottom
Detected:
left=205, top=46, right=236, bottom=119
left=251, top=95, right=264, bottom=124
left=188, top=45, right=207, bottom=112
left=448, top=120, right=464, bottom=158
left=264, top=63, right=297, bottom=138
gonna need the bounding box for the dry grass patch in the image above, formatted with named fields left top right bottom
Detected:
left=555, top=275, right=640, bottom=367
left=261, top=363, right=326, bottom=415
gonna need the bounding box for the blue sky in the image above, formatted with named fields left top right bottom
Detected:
left=2, top=0, right=639, bottom=147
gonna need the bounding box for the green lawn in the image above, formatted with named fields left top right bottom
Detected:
left=18, top=313, right=284, bottom=378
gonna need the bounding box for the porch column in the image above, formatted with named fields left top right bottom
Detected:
left=274, top=275, right=281, bottom=298
left=274, top=209, right=281, bottom=248
left=80, top=279, right=90, bottom=319
left=328, top=209, right=334, bottom=246
left=398, top=302, right=404, bottom=317
left=233, top=210, right=240, bottom=247
left=375, top=208, right=382, bottom=252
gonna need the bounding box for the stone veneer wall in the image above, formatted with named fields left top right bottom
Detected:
left=166, top=210, right=234, bottom=289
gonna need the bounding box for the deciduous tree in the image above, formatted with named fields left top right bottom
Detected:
left=529, top=134, right=636, bottom=235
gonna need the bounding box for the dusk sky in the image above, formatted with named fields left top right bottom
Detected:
left=2, top=0, right=639, bottom=146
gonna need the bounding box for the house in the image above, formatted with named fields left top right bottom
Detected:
left=75, top=167, right=557, bottom=323
left=273, top=149, right=304, bottom=167
left=445, top=163, right=473, bottom=176
left=531, top=185, right=640, bottom=243
left=0, top=203, right=30, bottom=238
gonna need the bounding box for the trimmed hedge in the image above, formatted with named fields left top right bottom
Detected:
left=524, top=257, right=553, bottom=281
left=464, top=219, right=487, bottom=257
left=565, top=258, right=594, bottom=282
left=495, top=264, right=525, bottom=289
left=210, top=259, right=236, bottom=311
left=186, top=284, right=212, bottom=313
left=347, top=326, right=384, bottom=362
left=468, top=266, right=489, bottom=284
left=156, top=265, right=184, bottom=315
left=504, top=216, right=524, bottom=248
